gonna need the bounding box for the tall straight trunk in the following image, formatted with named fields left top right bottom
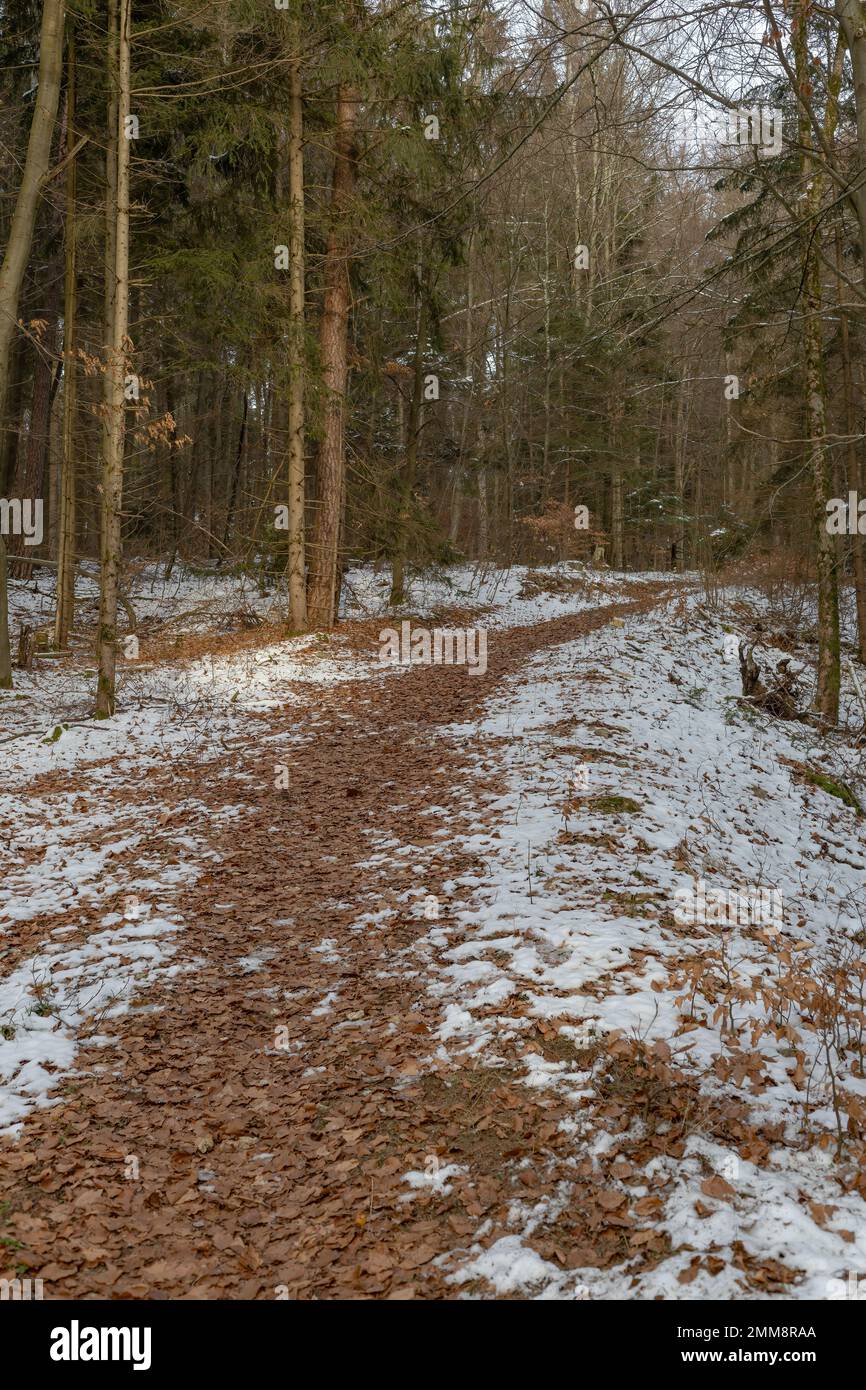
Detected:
left=224, top=389, right=247, bottom=549
left=95, top=0, right=117, bottom=667
left=55, top=21, right=77, bottom=647
left=673, top=386, right=689, bottom=570
left=797, top=5, right=840, bottom=721
left=208, top=373, right=228, bottom=556
left=0, top=530, right=10, bottom=689
left=287, top=62, right=307, bottom=628
left=611, top=469, right=624, bottom=569
left=499, top=274, right=515, bottom=562
left=836, top=238, right=866, bottom=661
left=103, top=0, right=118, bottom=363
left=0, top=337, right=25, bottom=494
left=569, top=46, right=582, bottom=309
left=587, top=138, right=599, bottom=320
left=450, top=229, right=476, bottom=548
left=449, top=472, right=464, bottom=546
left=541, top=198, right=552, bottom=504
left=306, top=84, right=358, bottom=628
left=609, top=394, right=625, bottom=570
left=835, top=1, right=866, bottom=260
left=95, top=0, right=131, bottom=717
left=8, top=301, right=58, bottom=578
left=390, top=259, right=426, bottom=605
left=0, top=0, right=66, bottom=687
left=477, top=458, right=489, bottom=557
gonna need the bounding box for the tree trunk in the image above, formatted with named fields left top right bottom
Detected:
left=54, top=22, right=78, bottom=648
left=95, top=0, right=131, bottom=717
left=287, top=62, right=307, bottom=629
left=0, top=535, right=11, bottom=688
left=0, top=0, right=66, bottom=686
left=835, top=0, right=866, bottom=261
left=611, top=467, right=624, bottom=569
left=103, top=0, right=118, bottom=364
left=798, top=3, right=840, bottom=721
left=224, top=389, right=248, bottom=550
left=8, top=298, right=59, bottom=578
left=306, top=84, right=358, bottom=628
left=673, top=385, right=689, bottom=570
left=391, top=257, right=426, bottom=605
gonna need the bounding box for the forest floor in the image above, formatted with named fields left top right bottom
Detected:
left=2, top=563, right=866, bottom=1300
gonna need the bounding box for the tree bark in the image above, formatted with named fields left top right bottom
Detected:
left=306, top=84, right=358, bottom=628
left=390, top=257, right=426, bottom=605
left=95, top=0, right=131, bottom=717
left=835, top=0, right=866, bottom=260
left=54, top=21, right=77, bottom=647
left=287, top=61, right=307, bottom=629
left=8, top=293, right=59, bottom=578
left=224, top=388, right=248, bottom=550
left=0, top=0, right=66, bottom=686
left=0, top=534, right=11, bottom=688
left=797, top=4, right=840, bottom=721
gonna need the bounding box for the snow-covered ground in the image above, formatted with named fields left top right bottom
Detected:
left=391, top=590, right=866, bottom=1298
left=5, top=559, right=289, bottom=637
left=341, top=560, right=661, bottom=628
left=1, top=566, right=362, bottom=1134
left=3, top=562, right=866, bottom=1297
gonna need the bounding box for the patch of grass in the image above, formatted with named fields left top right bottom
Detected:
left=748, top=783, right=772, bottom=801
left=602, top=889, right=660, bottom=917
left=780, top=755, right=863, bottom=813
left=801, top=768, right=863, bottom=815
left=593, top=794, right=642, bottom=815
left=0, top=1203, right=21, bottom=1255
left=415, top=1067, right=530, bottom=1167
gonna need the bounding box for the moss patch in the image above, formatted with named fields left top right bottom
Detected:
left=593, top=794, right=642, bottom=815
left=784, top=758, right=863, bottom=815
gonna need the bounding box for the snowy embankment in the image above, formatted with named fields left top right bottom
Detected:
left=391, top=589, right=866, bottom=1298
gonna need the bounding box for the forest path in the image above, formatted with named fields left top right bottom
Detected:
left=2, top=580, right=678, bottom=1299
